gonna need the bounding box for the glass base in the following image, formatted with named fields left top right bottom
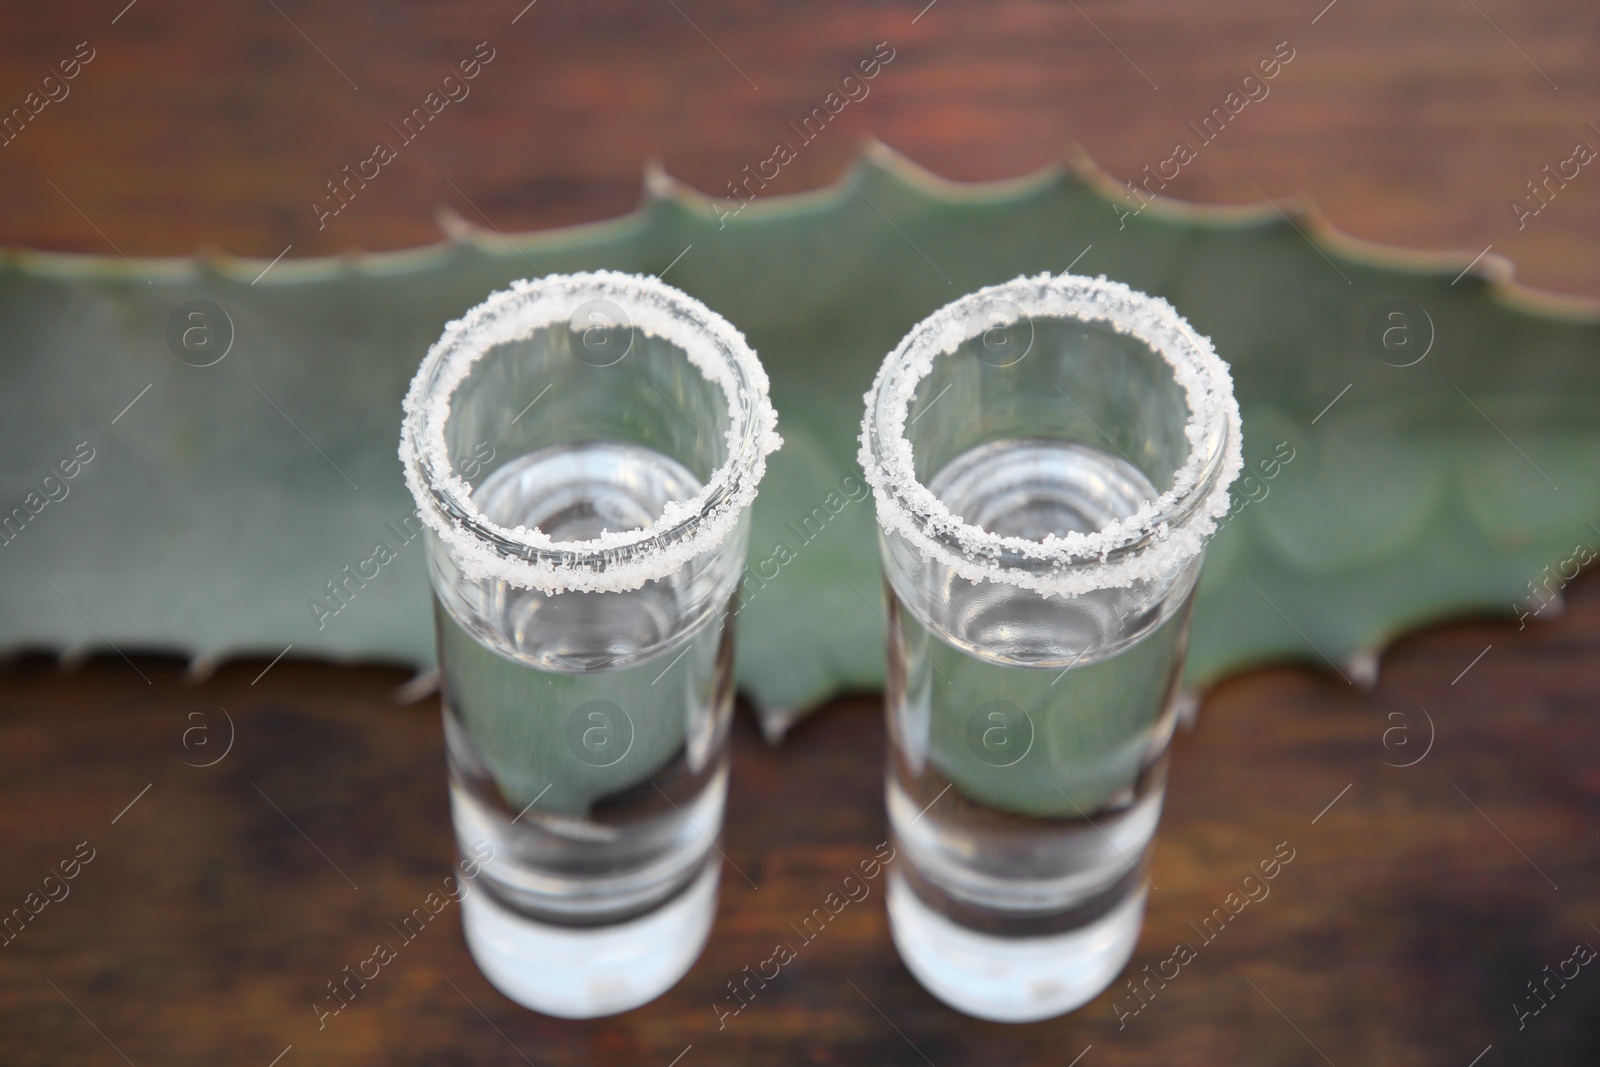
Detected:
left=460, top=861, right=719, bottom=1018
left=886, top=866, right=1145, bottom=1023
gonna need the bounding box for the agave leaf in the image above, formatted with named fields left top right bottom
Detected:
left=1, top=144, right=1596, bottom=739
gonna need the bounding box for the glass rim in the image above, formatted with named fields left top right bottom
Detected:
left=857, top=272, right=1243, bottom=597
left=399, top=271, right=781, bottom=594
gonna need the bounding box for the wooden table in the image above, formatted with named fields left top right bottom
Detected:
left=3, top=1, right=1598, bottom=1063
left=3, top=582, right=1598, bottom=1065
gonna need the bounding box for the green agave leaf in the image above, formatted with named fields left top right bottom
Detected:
left=2, top=143, right=1597, bottom=739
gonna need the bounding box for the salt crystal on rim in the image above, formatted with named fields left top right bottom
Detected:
left=858, top=272, right=1244, bottom=598
left=399, top=271, right=782, bottom=594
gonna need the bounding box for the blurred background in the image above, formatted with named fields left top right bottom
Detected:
left=2, top=2, right=1598, bottom=1065
left=5, top=0, right=1597, bottom=294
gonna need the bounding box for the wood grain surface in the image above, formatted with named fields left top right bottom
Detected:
left=1, top=578, right=1597, bottom=1065
left=2, top=1, right=1598, bottom=1064
left=1, top=0, right=1597, bottom=296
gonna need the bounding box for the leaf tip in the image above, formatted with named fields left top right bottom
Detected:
left=1062, top=140, right=1100, bottom=180
left=57, top=644, right=91, bottom=673
left=1459, top=248, right=1517, bottom=288
left=186, top=650, right=223, bottom=683
left=1174, top=688, right=1202, bottom=733
left=1263, top=188, right=1322, bottom=227
left=859, top=135, right=900, bottom=167
left=194, top=244, right=231, bottom=276
left=1344, top=648, right=1381, bottom=690
left=435, top=204, right=476, bottom=243
left=752, top=701, right=807, bottom=746
left=394, top=669, right=439, bottom=705
left=642, top=157, right=677, bottom=202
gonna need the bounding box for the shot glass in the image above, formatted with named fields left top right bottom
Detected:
left=858, top=273, right=1242, bottom=1021
left=399, top=272, right=780, bottom=1017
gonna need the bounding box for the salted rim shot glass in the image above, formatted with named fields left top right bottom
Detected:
left=399, top=272, right=780, bottom=1017
left=859, top=272, right=1243, bottom=1022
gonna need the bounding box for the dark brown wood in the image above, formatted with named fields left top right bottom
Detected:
left=1, top=1, right=1598, bottom=297
left=2, top=575, right=1598, bottom=1065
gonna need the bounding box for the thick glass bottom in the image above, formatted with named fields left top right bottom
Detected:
left=886, top=864, right=1145, bottom=1023
left=460, top=859, right=719, bottom=1018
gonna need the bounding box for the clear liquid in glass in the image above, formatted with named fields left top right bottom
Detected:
left=885, top=438, right=1192, bottom=1022
left=439, top=441, right=735, bottom=1016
